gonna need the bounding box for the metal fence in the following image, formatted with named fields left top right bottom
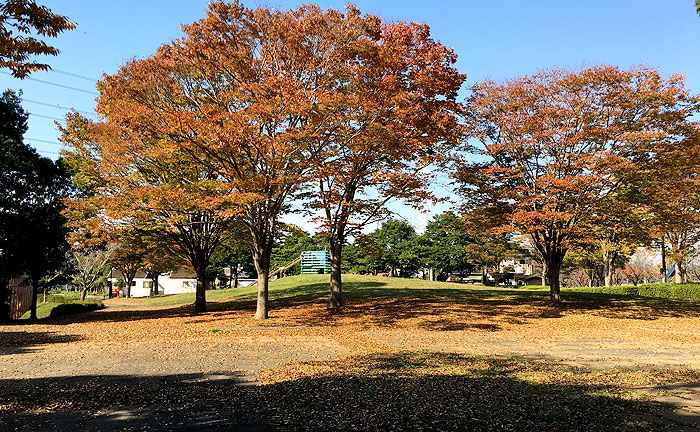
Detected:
left=8, top=277, right=32, bottom=320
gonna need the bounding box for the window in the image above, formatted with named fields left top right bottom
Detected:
left=143, top=281, right=153, bottom=291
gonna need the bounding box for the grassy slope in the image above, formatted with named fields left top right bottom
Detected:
left=105, top=274, right=527, bottom=307
left=106, top=274, right=661, bottom=308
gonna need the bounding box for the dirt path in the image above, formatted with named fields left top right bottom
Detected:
left=3, top=299, right=700, bottom=430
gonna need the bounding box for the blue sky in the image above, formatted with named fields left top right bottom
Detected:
left=2, top=1, right=699, bottom=231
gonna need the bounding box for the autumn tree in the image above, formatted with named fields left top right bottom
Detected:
left=85, top=3, right=464, bottom=319
left=68, top=244, right=115, bottom=301
left=0, top=0, right=75, bottom=78
left=645, top=131, right=700, bottom=283
left=622, top=249, right=659, bottom=285
left=306, top=16, right=465, bottom=308
left=61, top=112, right=237, bottom=312
left=591, top=195, right=649, bottom=287
left=457, top=66, right=698, bottom=302
left=89, top=2, right=337, bottom=319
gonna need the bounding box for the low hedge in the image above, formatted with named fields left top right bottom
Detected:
left=43, top=295, right=102, bottom=305
left=566, top=283, right=700, bottom=300
left=48, top=301, right=104, bottom=318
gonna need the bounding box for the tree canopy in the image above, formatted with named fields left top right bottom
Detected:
left=0, top=89, right=72, bottom=320
left=456, top=66, right=699, bottom=301
left=0, top=0, right=75, bottom=78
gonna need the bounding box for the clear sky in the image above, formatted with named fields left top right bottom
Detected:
left=2, top=0, right=699, bottom=232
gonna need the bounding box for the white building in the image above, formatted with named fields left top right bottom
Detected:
left=108, top=267, right=257, bottom=297
left=108, top=268, right=197, bottom=297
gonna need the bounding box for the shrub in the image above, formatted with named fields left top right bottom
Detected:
left=636, top=283, right=700, bottom=300
left=48, top=301, right=104, bottom=318
left=566, top=283, right=700, bottom=300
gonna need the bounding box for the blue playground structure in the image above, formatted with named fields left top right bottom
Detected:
left=663, top=264, right=676, bottom=282
left=301, top=250, right=331, bottom=274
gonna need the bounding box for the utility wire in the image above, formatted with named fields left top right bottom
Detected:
left=26, top=138, right=63, bottom=146
left=0, top=71, right=98, bottom=96
left=28, top=113, right=65, bottom=122
left=36, top=149, right=61, bottom=156
left=81, top=30, right=139, bottom=50
left=51, top=69, right=98, bottom=82
left=23, top=99, right=97, bottom=117
left=62, top=50, right=119, bottom=67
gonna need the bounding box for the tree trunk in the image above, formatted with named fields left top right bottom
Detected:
left=125, top=276, right=135, bottom=299
left=603, top=251, right=616, bottom=287
left=252, top=248, right=270, bottom=319
left=254, top=268, right=269, bottom=319
left=152, top=274, right=159, bottom=295
left=546, top=257, right=562, bottom=304
left=660, top=239, right=667, bottom=282
left=328, top=241, right=343, bottom=310
left=81, top=288, right=88, bottom=301
left=194, top=259, right=208, bottom=313
left=541, top=263, right=547, bottom=286
left=674, top=261, right=685, bottom=284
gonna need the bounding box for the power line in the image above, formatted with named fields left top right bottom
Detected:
left=23, top=99, right=97, bottom=117
left=0, top=71, right=98, bottom=95
left=81, top=30, right=139, bottom=50
left=28, top=113, right=65, bottom=122
left=62, top=50, right=120, bottom=67
left=36, top=149, right=61, bottom=156
left=51, top=69, right=99, bottom=82
left=26, top=138, right=63, bottom=146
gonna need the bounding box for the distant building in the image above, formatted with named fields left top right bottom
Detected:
left=108, top=267, right=197, bottom=297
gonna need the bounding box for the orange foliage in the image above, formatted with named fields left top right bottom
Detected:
left=457, top=65, right=699, bottom=301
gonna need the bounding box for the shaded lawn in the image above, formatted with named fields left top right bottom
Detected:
left=2, top=351, right=694, bottom=431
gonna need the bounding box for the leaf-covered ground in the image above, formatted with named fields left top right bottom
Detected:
left=2, top=274, right=700, bottom=430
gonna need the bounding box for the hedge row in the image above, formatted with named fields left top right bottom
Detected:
left=44, top=294, right=102, bottom=305
left=566, top=283, right=700, bottom=300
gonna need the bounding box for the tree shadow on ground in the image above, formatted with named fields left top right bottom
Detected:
left=0, top=352, right=679, bottom=431
left=0, top=331, right=82, bottom=355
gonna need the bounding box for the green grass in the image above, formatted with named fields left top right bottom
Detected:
left=108, top=274, right=700, bottom=312
left=113, top=274, right=542, bottom=307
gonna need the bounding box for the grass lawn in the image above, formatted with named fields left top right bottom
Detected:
left=107, top=273, right=700, bottom=314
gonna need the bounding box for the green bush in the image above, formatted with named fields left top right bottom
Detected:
left=566, top=283, right=700, bottom=300
left=635, top=283, right=700, bottom=300
left=567, top=286, right=639, bottom=296
left=44, top=294, right=69, bottom=304
left=43, top=294, right=104, bottom=305
left=48, top=301, right=104, bottom=318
